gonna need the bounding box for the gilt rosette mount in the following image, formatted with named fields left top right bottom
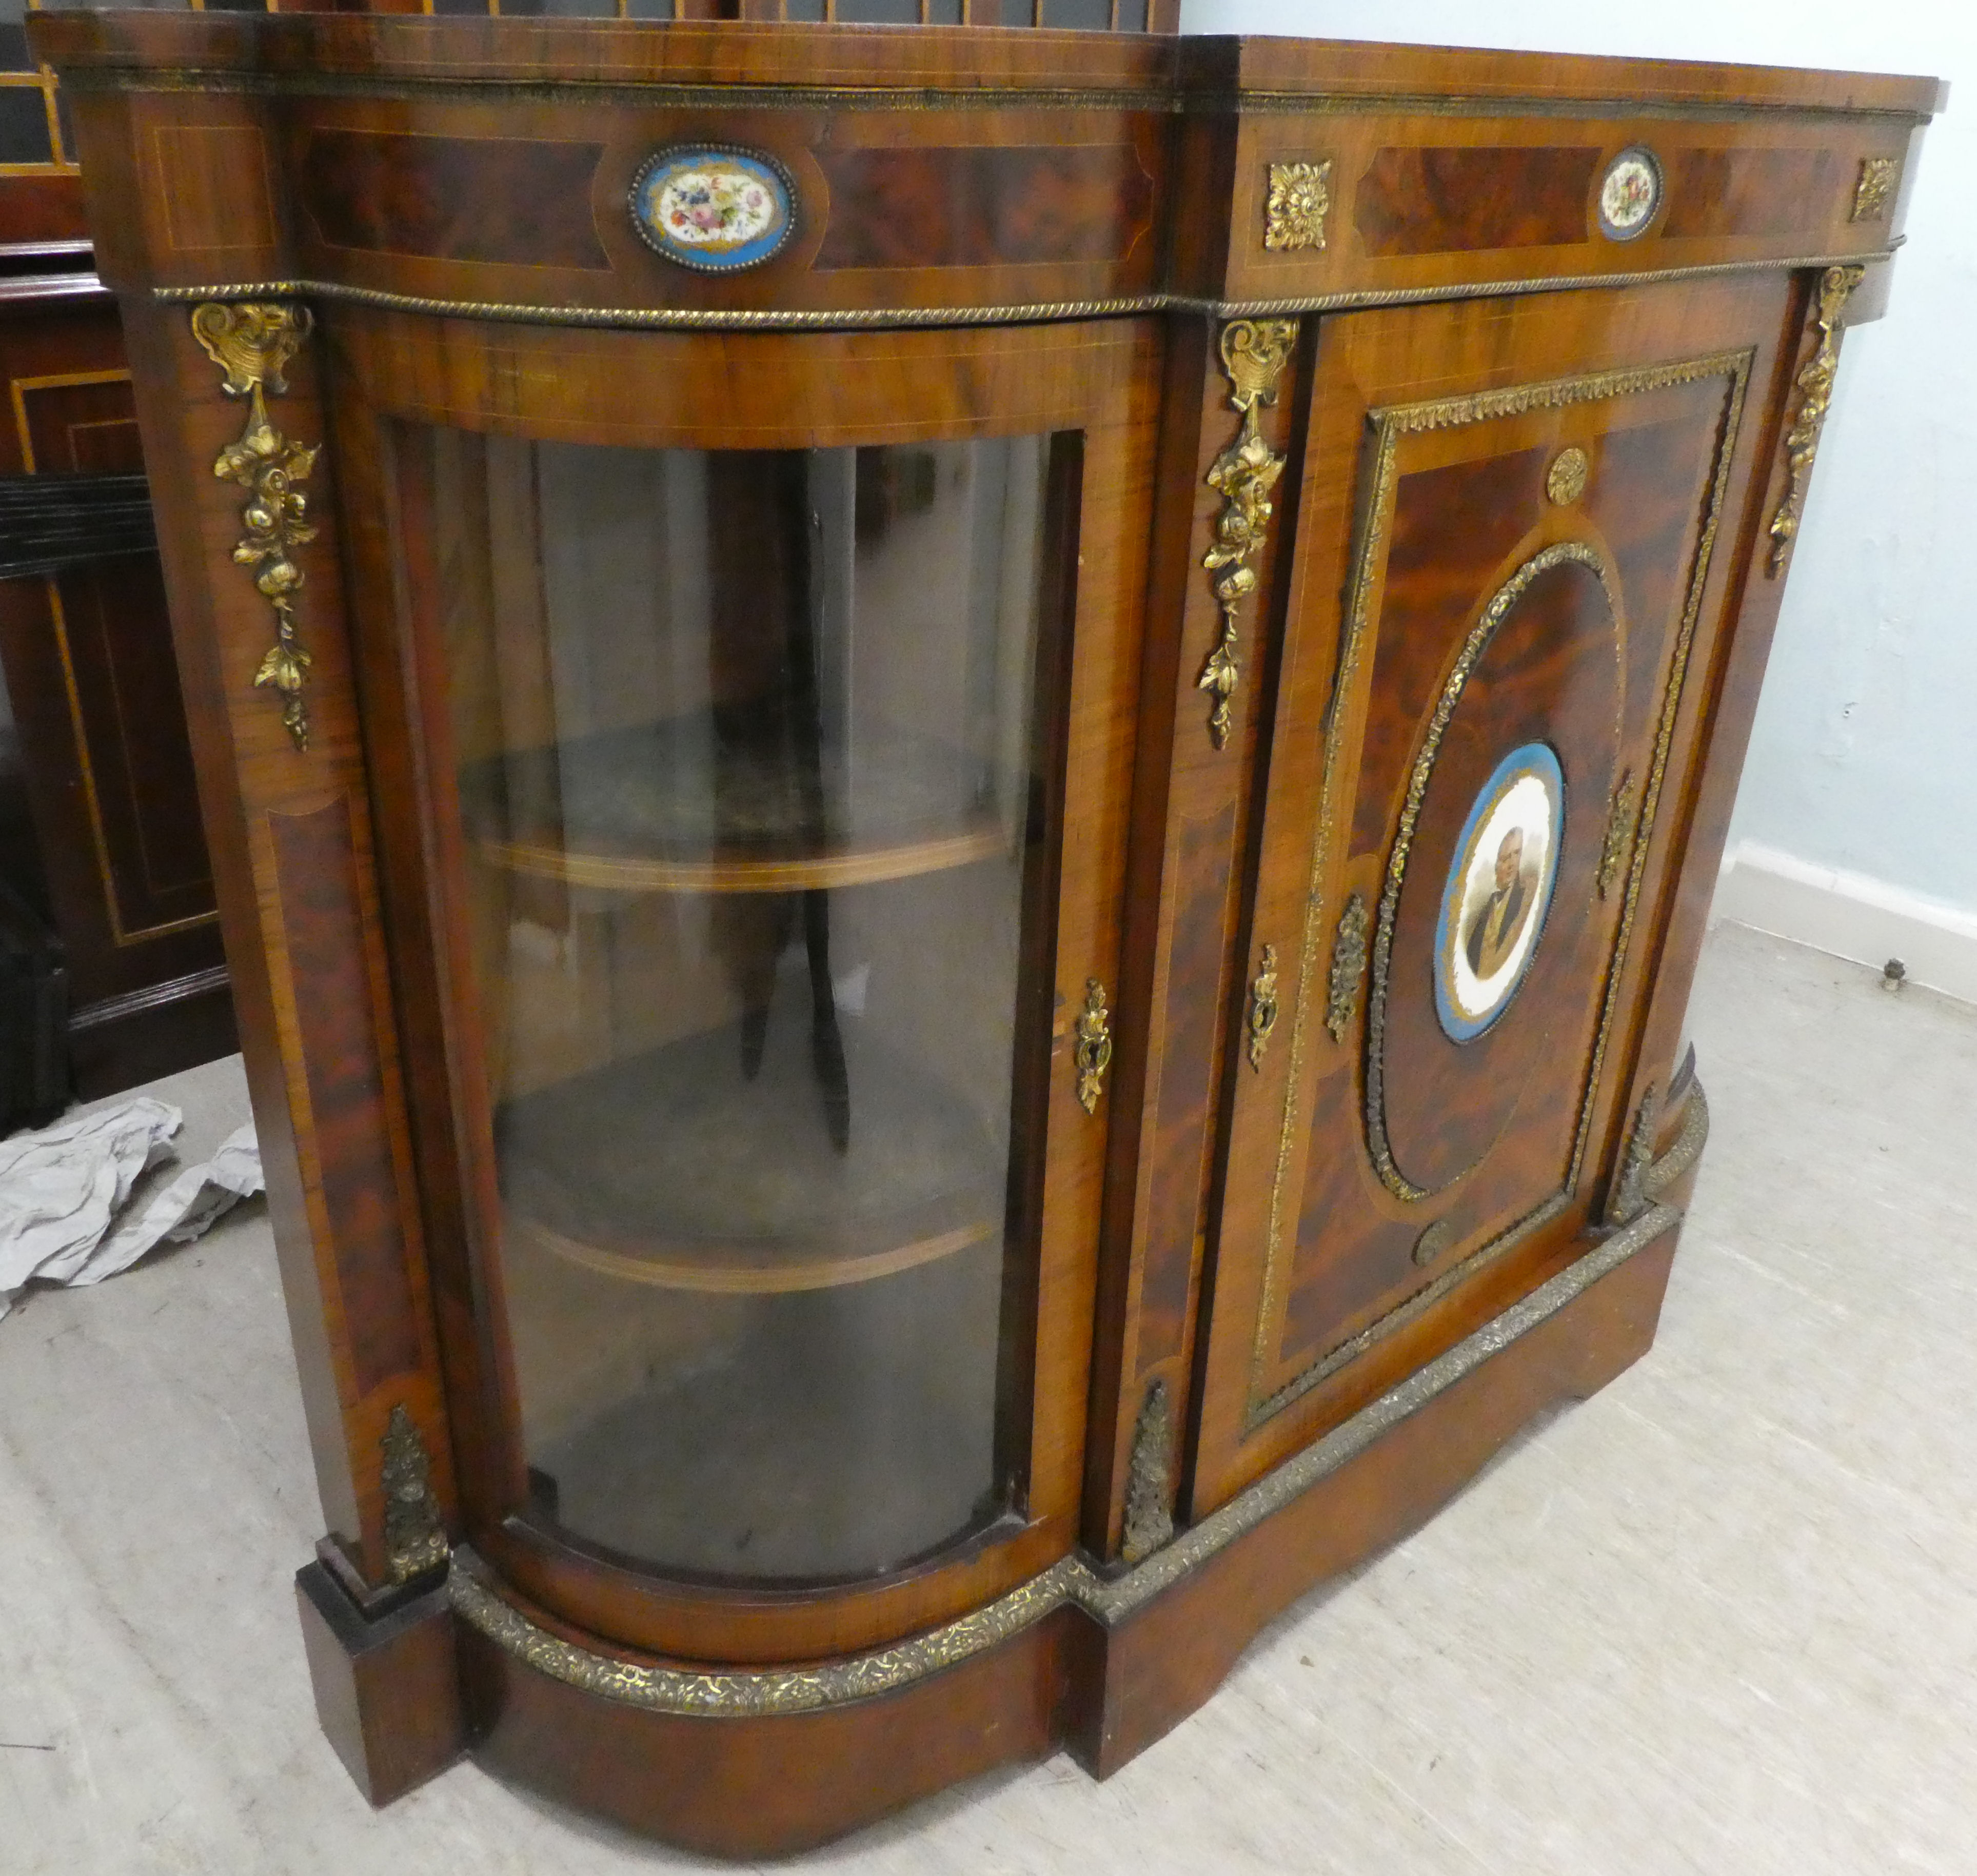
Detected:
left=190, top=302, right=319, bottom=752
left=1199, top=319, right=1298, bottom=751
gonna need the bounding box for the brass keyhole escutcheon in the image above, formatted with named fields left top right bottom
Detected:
left=1075, top=978, right=1113, bottom=1115
left=1247, top=944, right=1280, bottom=1070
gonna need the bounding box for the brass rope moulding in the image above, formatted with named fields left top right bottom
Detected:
left=189, top=301, right=319, bottom=752
left=148, top=247, right=1895, bottom=337
left=1244, top=346, right=1753, bottom=1425
left=449, top=1181, right=1697, bottom=1717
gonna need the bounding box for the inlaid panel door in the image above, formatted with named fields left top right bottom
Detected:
left=1190, top=275, right=1798, bottom=1513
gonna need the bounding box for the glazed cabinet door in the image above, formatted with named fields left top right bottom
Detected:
left=333, top=313, right=1158, bottom=1661
left=1191, top=274, right=1801, bottom=1511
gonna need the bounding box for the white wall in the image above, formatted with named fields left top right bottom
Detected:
left=1181, top=1, right=1977, bottom=989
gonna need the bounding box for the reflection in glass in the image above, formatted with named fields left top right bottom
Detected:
left=411, top=427, right=1060, bottom=1581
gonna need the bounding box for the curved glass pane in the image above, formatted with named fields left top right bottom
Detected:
left=409, top=426, right=1063, bottom=1582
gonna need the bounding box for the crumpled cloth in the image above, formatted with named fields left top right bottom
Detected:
left=0, top=1098, right=263, bottom=1319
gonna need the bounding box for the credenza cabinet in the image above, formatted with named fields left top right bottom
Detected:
left=32, top=9, right=1936, bottom=1854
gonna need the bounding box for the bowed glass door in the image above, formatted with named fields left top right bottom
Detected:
left=404, top=426, right=1066, bottom=1583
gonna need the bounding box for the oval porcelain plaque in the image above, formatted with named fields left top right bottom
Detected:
left=630, top=145, right=797, bottom=272
left=1432, top=741, right=1564, bottom=1043
left=1597, top=147, right=1663, bottom=242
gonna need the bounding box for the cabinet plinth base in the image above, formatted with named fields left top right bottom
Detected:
left=295, top=1559, right=464, bottom=1807
left=342, top=1197, right=1686, bottom=1856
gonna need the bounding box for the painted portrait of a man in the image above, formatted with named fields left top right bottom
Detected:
left=1434, top=742, right=1563, bottom=1044
left=1463, top=824, right=1536, bottom=981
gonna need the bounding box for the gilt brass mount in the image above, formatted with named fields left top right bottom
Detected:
left=1324, top=892, right=1369, bottom=1043
left=1767, top=264, right=1865, bottom=576
left=1851, top=156, right=1900, bottom=223
left=1263, top=160, right=1332, bottom=252
left=1246, top=943, right=1280, bottom=1071
left=1075, top=978, right=1113, bottom=1115
left=1199, top=318, right=1298, bottom=750
left=190, top=301, right=320, bottom=752
left=1120, top=1376, right=1177, bottom=1564
left=380, top=1404, right=448, bottom=1585
left=1597, top=772, right=1639, bottom=901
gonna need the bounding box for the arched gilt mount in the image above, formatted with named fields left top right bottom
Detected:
left=190, top=301, right=319, bottom=752
left=1199, top=318, right=1298, bottom=750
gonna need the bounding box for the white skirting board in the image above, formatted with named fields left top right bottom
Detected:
left=1709, top=841, right=1977, bottom=1006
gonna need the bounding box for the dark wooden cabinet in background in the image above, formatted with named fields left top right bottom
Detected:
left=0, top=14, right=233, bottom=1099
left=32, top=6, right=1937, bottom=1855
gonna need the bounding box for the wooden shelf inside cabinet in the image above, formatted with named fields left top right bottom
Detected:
left=497, top=1016, right=1004, bottom=1294
left=462, top=712, right=1017, bottom=896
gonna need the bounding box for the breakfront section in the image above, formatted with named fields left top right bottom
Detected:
left=34, top=5, right=1938, bottom=1857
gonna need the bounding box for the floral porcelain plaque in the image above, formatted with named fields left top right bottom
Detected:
left=630, top=146, right=797, bottom=272
left=1433, top=742, right=1564, bottom=1043
left=1596, top=147, right=1663, bottom=242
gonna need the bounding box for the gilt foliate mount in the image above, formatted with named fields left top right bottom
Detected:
left=1199, top=318, right=1298, bottom=751
left=190, top=301, right=320, bottom=752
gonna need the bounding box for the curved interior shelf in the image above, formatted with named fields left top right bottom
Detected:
left=525, top=1237, right=1005, bottom=1581
left=496, top=1015, right=1004, bottom=1294
left=462, top=712, right=1015, bottom=894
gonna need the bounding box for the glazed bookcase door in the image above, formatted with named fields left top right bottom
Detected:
left=333, top=311, right=1157, bottom=1661
left=1190, top=274, right=1800, bottom=1514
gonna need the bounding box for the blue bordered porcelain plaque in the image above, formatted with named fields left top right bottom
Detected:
left=1596, top=147, right=1663, bottom=242
left=629, top=145, right=797, bottom=272
left=1433, top=742, right=1564, bottom=1043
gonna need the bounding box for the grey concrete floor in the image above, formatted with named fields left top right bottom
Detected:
left=4, top=920, right=1975, bottom=1874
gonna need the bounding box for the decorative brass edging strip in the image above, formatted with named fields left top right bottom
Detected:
left=1199, top=317, right=1297, bottom=749
left=1767, top=263, right=1866, bottom=576
left=1247, top=347, right=1752, bottom=1428
left=1362, top=542, right=1619, bottom=1206
left=449, top=1553, right=1085, bottom=1720
left=189, top=301, right=318, bottom=752
left=148, top=248, right=1893, bottom=336
left=1094, top=1192, right=1684, bottom=1621
left=61, top=65, right=1933, bottom=128
left=449, top=1178, right=1695, bottom=1713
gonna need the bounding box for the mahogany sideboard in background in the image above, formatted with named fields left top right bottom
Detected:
left=31, top=5, right=1938, bottom=1854
left=0, top=3, right=232, bottom=1098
